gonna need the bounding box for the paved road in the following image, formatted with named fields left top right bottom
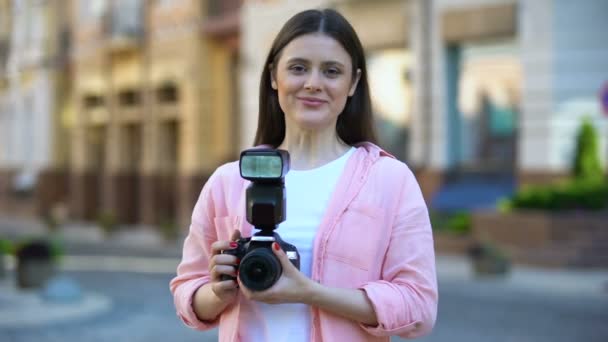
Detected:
left=2, top=265, right=607, bottom=342
left=2, top=218, right=607, bottom=341
left=1, top=270, right=215, bottom=342
left=407, top=277, right=608, bottom=342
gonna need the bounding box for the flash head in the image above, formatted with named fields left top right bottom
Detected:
left=240, top=149, right=290, bottom=182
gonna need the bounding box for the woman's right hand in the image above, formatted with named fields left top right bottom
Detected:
left=208, top=229, right=241, bottom=304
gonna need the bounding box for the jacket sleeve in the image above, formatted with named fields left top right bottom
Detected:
left=169, top=171, right=220, bottom=330
left=359, top=167, right=438, bottom=338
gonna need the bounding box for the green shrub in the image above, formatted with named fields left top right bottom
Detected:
left=0, top=239, right=13, bottom=255
left=446, top=212, right=472, bottom=235
left=500, top=117, right=607, bottom=212
left=430, top=211, right=472, bottom=235
left=503, top=179, right=608, bottom=211
left=14, top=238, right=64, bottom=263
left=572, top=117, right=604, bottom=182
left=97, top=211, right=118, bottom=236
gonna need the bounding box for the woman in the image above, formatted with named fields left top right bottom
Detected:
left=170, top=8, right=437, bottom=342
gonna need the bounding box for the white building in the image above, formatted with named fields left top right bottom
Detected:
left=0, top=0, right=70, bottom=216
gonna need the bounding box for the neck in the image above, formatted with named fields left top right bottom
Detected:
left=278, top=120, right=350, bottom=170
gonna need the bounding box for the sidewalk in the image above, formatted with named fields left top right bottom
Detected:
left=2, top=215, right=608, bottom=297
left=0, top=216, right=183, bottom=258
left=435, top=254, right=608, bottom=299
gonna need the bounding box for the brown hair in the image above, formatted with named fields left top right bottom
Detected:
left=253, top=8, right=377, bottom=147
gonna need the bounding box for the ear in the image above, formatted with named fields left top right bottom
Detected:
left=269, top=64, right=278, bottom=90
left=348, top=68, right=362, bottom=97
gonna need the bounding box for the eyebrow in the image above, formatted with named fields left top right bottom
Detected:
left=285, top=57, right=346, bottom=68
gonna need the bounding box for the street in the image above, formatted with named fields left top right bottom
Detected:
left=2, top=257, right=607, bottom=342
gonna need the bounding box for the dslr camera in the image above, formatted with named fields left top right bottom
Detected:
left=221, top=148, right=300, bottom=291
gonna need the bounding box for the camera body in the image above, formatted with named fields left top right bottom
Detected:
left=222, top=232, right=300, bottom=291
left=220, top=148, right=300, bottom=291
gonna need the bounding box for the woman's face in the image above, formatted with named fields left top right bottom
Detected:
left=271, top=33, right=361, bottom=131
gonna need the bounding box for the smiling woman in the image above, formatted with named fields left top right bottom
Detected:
left=171, top=8, right=437, bottom=342
left=269, top=33, right=361, bottom=136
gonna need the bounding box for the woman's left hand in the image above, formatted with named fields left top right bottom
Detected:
left=238, top=242, right=316, bottom=304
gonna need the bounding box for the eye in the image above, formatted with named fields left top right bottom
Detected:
left=288, top=64, right=307, bottom=74
left=324, top=67, right=342, bottom=77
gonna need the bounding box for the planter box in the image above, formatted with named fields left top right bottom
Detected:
left=17, top=259, right=55, bottom=289
left=433, top=232, right=474, bottom=255
left=471, top=210, right=608, bottom=268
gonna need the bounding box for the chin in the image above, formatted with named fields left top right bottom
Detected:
left=292, top=115, right=335, bottom=131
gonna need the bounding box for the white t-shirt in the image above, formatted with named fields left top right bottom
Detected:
left=243, top=147, right=355, bottom=342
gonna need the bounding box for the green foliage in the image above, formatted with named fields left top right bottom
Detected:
left=14, top=238, right=64, bottom=263
left=500, top=117, right=607, bottom=212
left=430, top=211, right=472, bottom=235
left=502, top=179, right=608, bottom=211
left=572, top=117, right=604, bottom=182
left=0, top=239, right=13, bottom=255
left=497, top=197, right=513, bottom=213
left=446, top=212, right=472, bottom=234
left=97, top=211, right=118, bottom=236
left=48, top=238, right=65, bottom=262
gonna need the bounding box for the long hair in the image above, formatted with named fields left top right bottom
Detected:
left=253, top=8, right=377, bottom=147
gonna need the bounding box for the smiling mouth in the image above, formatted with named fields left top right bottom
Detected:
left=297, top=97, right=326, bottom=106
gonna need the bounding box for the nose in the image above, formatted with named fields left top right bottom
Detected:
left=304, top=71, right=322, bottom=92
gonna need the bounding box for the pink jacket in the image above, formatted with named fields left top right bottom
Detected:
left=170, top=142, right=438, bottom=341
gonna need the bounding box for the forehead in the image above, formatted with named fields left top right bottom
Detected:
left=278, top=33, right=352, bottom=66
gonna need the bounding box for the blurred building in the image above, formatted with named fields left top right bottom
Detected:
left=0, top=0, right=72, bottom=217
left=70, top=0, right=241, bottom=226
left=1, top=0, right=606, bottom=226
left=241, top=0, right=608, bottom=209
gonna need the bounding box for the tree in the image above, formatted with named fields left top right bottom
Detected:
left=572, top=118, right=604, bottom=182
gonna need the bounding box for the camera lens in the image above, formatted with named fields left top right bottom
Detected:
left=238, top=248, right=281, bottom=291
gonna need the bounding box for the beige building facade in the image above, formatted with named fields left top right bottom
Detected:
left=2, top=0, right=606, bottom=225
left=70, top=0, right=241, bottom=226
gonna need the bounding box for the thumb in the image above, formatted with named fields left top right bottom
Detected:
left=231, top=229, right=241, bottom=241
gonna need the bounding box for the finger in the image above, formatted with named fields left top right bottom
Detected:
left=230, top=229, right=241, bottom=241
left=211, top=265, right=237, bottom=280
left=210, top=240, right=238, bottom=255
left=213, top=254, right=239, bottom=266
left=271, top=242, right=294, bottom=269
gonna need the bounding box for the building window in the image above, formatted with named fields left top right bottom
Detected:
left=157, top=83, right=179, bottom=103
left=79, top=0, right=107, bottom=22
left=110, top=0, right=143, bottom=37
left=83, top=94, right=105, bottom=109
left=118, top=90, right=141, bottom=107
